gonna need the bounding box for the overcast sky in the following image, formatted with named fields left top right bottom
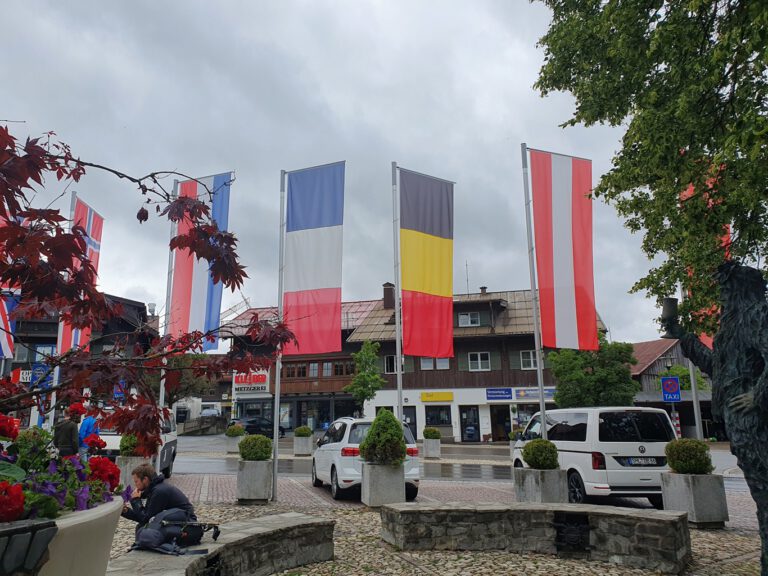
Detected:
left=4, top=0, right=664, bottom=348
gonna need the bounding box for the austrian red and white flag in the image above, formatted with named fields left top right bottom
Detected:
left=529, top=149, right=598, bottom=351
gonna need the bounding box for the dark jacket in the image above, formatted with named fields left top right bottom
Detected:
left=122, top=474, right=195, bottom=526
left=53, top=419, right=79, bottom=457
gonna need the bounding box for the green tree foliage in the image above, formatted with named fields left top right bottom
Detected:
left=535, top=0, right=768, bottom=334
left=359, top=408, right=406, bottom=466
left=660, top=364, right=710, bottom=391
left=344, top=341, right=386, bottom=410
left=146, top=354, right=218, bottom=407
left=550, top=336, right=639, bottom=407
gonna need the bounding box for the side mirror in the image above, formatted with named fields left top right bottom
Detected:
left=316, top=438, right=323, bottom=447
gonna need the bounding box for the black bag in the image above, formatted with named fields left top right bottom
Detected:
left=135, top=508, right=197, bottom=551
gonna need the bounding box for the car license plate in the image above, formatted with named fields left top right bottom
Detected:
left=628, top=457, right=657, bottom=466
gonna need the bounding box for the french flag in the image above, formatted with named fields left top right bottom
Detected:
left=282, top=162, right=345, bottom=355
left=167, top=173, right=232, bottom=351
left=58, top=195, right=104, bottom=354
left=529, top=149, right=598, bottom=351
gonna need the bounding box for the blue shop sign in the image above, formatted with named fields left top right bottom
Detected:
left=486, top=388, right=513, bottom=401
left=516, top=387, right=556, bottom=401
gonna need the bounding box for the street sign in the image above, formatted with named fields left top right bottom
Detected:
left=661, top=376, right=681, bottom=402
left=30, top=363, right=53, bottom=389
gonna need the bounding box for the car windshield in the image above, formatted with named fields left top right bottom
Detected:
left=598, top=411, right=675, bottom=442
left=348, top=423, right=416, bottom=445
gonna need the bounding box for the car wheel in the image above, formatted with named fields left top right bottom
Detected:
left=330, top=466, right=342, bottom=500
left=513, top=459, right=524, bottom=468
left=648, top=495, right=664, bottom=509
left=568, top=471, right=586, bottom=504
left=406, top=484, right=419, bottom=501
left=312, top=460, right=323, bottom=487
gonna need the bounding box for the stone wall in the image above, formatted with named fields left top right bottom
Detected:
left=107, top=512, right=334, bottom=576
left=381, top=502, right=690, bottom=575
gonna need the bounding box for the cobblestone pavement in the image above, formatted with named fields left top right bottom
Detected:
left=110, top=475, right=762, bottom=575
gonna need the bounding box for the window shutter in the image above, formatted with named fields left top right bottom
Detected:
left=509, top=351, right=522, bottom=370
left=458, top=352, right=469, bottom=371
left=403, top=356, right=415, bottom=373
left=490, top=350, right=501, bottom=371
left=479, top=310, right=491, bottom=326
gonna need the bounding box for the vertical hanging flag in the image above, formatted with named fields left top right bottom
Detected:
left=399, top=168, right=454, bottom=358
left=282, top=162, right=345, bottom=355
left=167, top=172, right=232, bottom=351
left=58, top=195, right=104, bottom=354
left=529, top=150, right=598, bottom=350
left=0, top=290, right=19, bottom=359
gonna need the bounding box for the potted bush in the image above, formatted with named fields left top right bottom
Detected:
left=359, top=408, right=406, bottom=507
left=513, top=438, right=567, bottom=503
left=661, top=438, right=728, bottom=527
left=0, top=423, right=123, bottom=576
left=422, top=427, right=441, bottom=459
left=293, top=425, right=313, bottom=456
left=236, top=434, right=273, bottom=503
left=115, top=434, right=149, bottom=488
left=225, top=423, right=247, bottom=454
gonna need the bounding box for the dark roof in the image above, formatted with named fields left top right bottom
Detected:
left=630, top=339, right=678, bottom=376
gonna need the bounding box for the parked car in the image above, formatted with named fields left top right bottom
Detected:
left=311, top=416, right=420, bottom=501
left=230, top=417, right=285, bottom=438
left=200, top=408, right=221, bottom=417
left=512, top=407, right=676, bottom=508
left=98, top=413, right=178, bottom=478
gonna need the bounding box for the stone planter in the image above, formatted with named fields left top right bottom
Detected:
left=227, top=435, right=245, bottom=454
left=661, top=472, right=729, bottom=528
left=513, top=467, right=567, bottom=503
left=423, top=438, right=441, bottom=459
left=237, top=460, right=274, bottom=503
left=39, top=499, right=122, bottom=576
left=293, top=435, right=313, bottom=456
left=361, top=463, right=405, bottom=508
left=116, top=455, right=150, bottom=489
left=0, top=519, right=57, bottom=574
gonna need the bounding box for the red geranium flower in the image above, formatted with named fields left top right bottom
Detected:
left=0, top=481, right=25, bottom=522
left=88, top=456, right=120, bottom=491
left=0, top=415, right=19, bottom=441
left=83, top=434, right=106, bottom=450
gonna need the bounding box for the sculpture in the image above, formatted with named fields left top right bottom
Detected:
left=663, top=261, right=768, bottom=574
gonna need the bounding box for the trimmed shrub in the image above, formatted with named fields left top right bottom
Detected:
left=359, top=409, right=406, bottom=466
left=119, top=434, right=138, bottom=457
left=665, top=438, right=714, bottom=474
left=522, top=439, right=559, bottom=470
left=225, top=423, right=246, bottom=437
left=293, top=426, right=313, bottom=438
left=239, top=434, right=272, bottom=461
left=422, top=427, right=441, bottom=440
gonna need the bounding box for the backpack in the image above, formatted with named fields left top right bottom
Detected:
left=133, top=508, right=216, bottom=555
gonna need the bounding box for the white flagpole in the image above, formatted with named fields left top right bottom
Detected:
left=521, top=144, right=548, bottom=440
left=391, top=162, right=404, bottom=422
left=272, top=169, right=287, bottom=501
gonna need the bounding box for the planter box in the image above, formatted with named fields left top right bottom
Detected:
left=116, top=456, right=150, bottom=489
left=423, top=438, right=441, bottom=459
left=226, top=435, right=244, bottom=454
left=293, top=436, right=313, bottom=456
left=237, top=460, right=274, bottom=503
left=361, top=463, right=405, bottom=508
left=40, top=499, right=122, bottom=576
left=661, top=472, right=729, bottom=528
left=513, top=468, right=567, bottom=503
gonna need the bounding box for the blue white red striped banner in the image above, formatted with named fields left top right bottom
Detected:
left=0, top=290, right=19, bottom=359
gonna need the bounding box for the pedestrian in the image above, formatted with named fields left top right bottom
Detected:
left=78, top=407, right=99, bottom=461
left=53, top=406, right=81, bottom=457
left=122, top=463, right=196, bottom=532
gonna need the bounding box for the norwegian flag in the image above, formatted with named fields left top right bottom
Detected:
left=0, top=289, right=19, bottom=359
left=58, top=194, right=104, bottom=354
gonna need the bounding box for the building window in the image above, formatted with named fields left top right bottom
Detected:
left=458, top=312, right=480, bottom=327
left=323, top=362, right=332, bottom=377
left=284, top=364, right=297, bottom=378
left=425, top=405, right=452, bottom=426
left=309, top=362, right=319, bottom=378
left=420, top=357, right=434, bottom=371
left=384, top=355, right=396, bottom=374
left=345, top=361, right=355, bottom=376
left=436, top=358, right=450, bottom=370
left=32, top=344, right=56, bottom=362
left=520, top=350, right=538, bottom=370
left=334, top=362, right=345, bottom=377
left=468, top=352, right=490, bottom=372
left=296, top=363, right=307, bottom=378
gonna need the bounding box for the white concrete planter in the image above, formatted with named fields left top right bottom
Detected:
left=513, top=468, right=568, bottom=503
left=226, top=435, right=245, bottom=454
left=661, top=472, right=729, bottom=528
left=423, top=439, right=441, bottom=459
left=293, top=436, right=313, bottom=456
left=116, top=456, right=150, bottom=489
left=237, top=460, right=274, bottom=502
left=361, top=463, right=405, bottom=508
left=39, top=499, right=122, bottom=576
left=510, top=442, right=515, bottom=461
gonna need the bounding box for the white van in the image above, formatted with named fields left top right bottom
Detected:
left=512, top=407, right=676, bottom=508
left=98, top=413, right=178, bottom=478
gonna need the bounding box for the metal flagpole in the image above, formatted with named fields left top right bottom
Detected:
left=521, top=144, right=548, bottom=439
left=272, top=169, right=287, bottom=501
left=391, top=162, right=405, bottom=422
left=679, top=287, right=704, bottom=439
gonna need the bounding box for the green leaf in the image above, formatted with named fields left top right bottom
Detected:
left=0, top=461, right=27, bottom=482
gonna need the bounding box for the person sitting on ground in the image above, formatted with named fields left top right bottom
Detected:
left=53, top=406, right=81, bottom=457
left=121, top=463, right=196, bottom=532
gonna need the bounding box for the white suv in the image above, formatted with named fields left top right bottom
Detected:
left=512, top=407, right=676, bottom=508
left=311, top=416, right=420, bottom=500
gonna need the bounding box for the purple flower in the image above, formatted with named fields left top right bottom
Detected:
left=37, top=481, right=66, bottom=506
left=102, top=490, right=113, bottom=503
left=47, top=460, right=58, bottom=475
left=0, top=452, right=17, bottom=464
left=121, top=484, right=133, bottom=503
left=74, top=486, right=89, bottom=511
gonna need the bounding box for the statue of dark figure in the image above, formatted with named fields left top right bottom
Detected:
left=664, top=261, right=768, bottom=574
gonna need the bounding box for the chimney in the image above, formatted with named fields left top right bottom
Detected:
left=383, top=282, right=395, bottom=309
left=479, top=286, right=487, bottom=294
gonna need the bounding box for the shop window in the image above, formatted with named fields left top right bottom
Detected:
left=520, top=350, right=538, bottom=370
left=420, top=357, right=434, bottom=371
left=323, top=362, right=333, bottom=377
left=436, top=358, right=450, bottom=370
left=309, top=362, right=319, bottom=378
left=468, top=352, right=490, bottom=372
left=425, top=405, right=452, bottom=426
left=458, top=312, right=480, bottom=327
left=384, top=355, right=396, bottom=374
